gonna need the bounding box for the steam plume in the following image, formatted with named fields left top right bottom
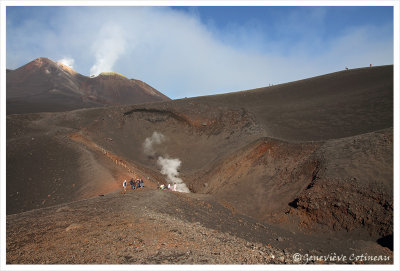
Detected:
left=143, top=132, right=189, bottom=193
left=143, top=131, right=165, bottom=156
left=57, top=57, right=75, bottom=69
left=157, top=156, right=190, bottom=193
left=90, top=23, right=127, bottom=76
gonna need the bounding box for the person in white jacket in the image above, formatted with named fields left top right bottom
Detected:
left=123, top=180, right=127, bottom=193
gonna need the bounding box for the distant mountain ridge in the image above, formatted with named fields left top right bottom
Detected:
left=6, top=57, right=170, bottom=114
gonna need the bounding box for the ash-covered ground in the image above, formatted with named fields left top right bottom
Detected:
left=6, top=65, right=394, bottom=264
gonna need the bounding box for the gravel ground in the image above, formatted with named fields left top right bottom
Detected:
left=6, top=188, right=392, bottom=265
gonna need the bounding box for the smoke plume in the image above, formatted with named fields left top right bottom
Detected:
left=143, top=131, right=165, bottom=156
left=157, top=156, right=190, bottom=193
left=143, top=132, right=189, bottom=193
left=89, top=23, right=127, bottom=76
left=57, top=57, right=75, bottom=69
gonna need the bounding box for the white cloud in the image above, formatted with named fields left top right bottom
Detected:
left=6, top=7, right=393, bottom=99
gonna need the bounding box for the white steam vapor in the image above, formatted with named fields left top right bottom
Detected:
left=58, top=57, right=75, bottom=69
left=143, top=132, right=190, bottom=193
left=89, top=23, right=127, bottom=76
left=157, top=156, right=190, bottom=193
left=143, top=131, right=165, bottom=156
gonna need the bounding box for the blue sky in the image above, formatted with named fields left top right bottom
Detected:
left=6, top=6, right=394, bottom=99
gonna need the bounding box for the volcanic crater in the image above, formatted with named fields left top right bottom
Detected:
left=6, top=61, right=394, bottom=264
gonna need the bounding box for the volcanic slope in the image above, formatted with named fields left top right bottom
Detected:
left=6, top=57, right=170, bottom=114
left=6, top=189, right=392, bottom=264
left=6, top=65, right=393, bottom=263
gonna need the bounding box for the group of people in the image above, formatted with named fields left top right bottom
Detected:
left=159, top=183, right=177, bottom=191
left=122, top=178, right=179, bottom=193
left=122, top=178, right=144, bottom=192
left=346, top=64, right=372, bottom=71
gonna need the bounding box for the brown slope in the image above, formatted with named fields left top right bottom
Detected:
left=189, top=128, right=392, bottom=241
left=6, top=57, right=170, bottom=114
left=184, top=65, right=393, bottom=141
left=6, top=65, right=393, bottom=253
left=6, top=110, right=163, bottom=215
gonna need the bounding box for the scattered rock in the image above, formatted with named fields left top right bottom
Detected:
left=334, top=202, right=342, bottom=207
left=66, top=223, right=81, bottom=232
left=56, top=206, right=73, bottom=213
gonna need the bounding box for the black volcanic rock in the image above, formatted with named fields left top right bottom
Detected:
left=6, top=57, right=170, bottom=114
